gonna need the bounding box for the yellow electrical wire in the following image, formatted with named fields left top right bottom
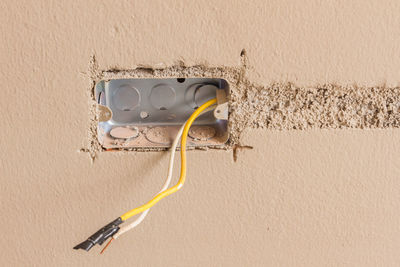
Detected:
left=120, top=98, right=217, bottom=221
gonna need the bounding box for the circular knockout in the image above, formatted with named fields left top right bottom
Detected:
left=188, top=126, right=216, bottom=141
left=110, top=126, right=139, bottom=140
left=113, top=85, right=140, bottom=111
left=194, top=84, right=217, bottom=108
left=150, top=84, right=176, bottom=110
left=145, top=127, right=171, bottom=145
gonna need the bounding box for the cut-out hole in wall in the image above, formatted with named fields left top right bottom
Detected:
left=95, top=78, right=230, bottom=149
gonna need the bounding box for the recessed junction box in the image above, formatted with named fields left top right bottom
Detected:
left=95, top=78, right=229, bottom=149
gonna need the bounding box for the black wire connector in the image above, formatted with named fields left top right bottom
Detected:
left=73, top=217, right=123, bottom=251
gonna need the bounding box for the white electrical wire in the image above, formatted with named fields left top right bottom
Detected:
left=113, top=124, right=184, bottom=239
left=114, top=106, right=215, bottom=239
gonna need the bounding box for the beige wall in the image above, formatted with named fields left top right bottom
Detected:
left=2, top=1, right=400, bottom=266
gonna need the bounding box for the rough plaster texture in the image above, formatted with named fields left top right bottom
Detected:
left=88, top=55, right=400, bottom=157
left=2, top=0, right=400, bottom=266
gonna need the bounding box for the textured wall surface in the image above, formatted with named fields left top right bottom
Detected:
left=2, top=1, right=400, bottom=266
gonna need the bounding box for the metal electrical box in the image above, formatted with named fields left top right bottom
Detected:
left=95, top=78, right=229, bottom=149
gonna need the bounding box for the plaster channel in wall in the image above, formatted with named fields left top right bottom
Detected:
left=84, top=50, right=400, bottom=160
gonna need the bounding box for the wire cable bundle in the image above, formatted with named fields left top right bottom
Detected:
left=74, top=98, right=217, bottom=253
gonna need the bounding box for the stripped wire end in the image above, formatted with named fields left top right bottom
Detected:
left=73, top=218, right=122, bottom=252
left=100, top=238, right=114, bottom=254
